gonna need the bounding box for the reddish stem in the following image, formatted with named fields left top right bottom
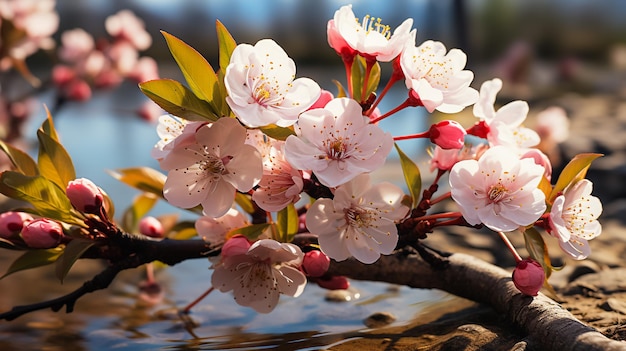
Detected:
left=181, top=286, right=215, bottom=314
left=497, top=231, right=523, bottom=263
left=430, top=191, right=452, bottom=205
left=393, top=131, right=429, bottom=141
left=343, top=57, right=355, bottom=98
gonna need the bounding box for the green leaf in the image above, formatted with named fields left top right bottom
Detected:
left=227, top=223, right=271, bottom=241
left=549, top=153, right=602, bottom=203
left=37, top=129, right=76, bottom=190
left=0, top=140, right=38, bottom=176
left=139, top=79, right=219, bottom=121
left=259, top=124, right=296, bottom=141
left=55, top=239, right=95, bottom=282
left=276, top=203, right=298, bottom=243
left=168, top=220, right=198, bottom=240
left=394, top=143, right=422, bottom=209
left=332, top=79, right=347, bottom=98
left=364, top=59, right=381, bottom=100
left=235, top=192, right=256, bottom=214
left=1, top=247, right=63, bottom=279
left=41, top=106, right=60, bottom=141
left=350, top=58, right=362, bottom=101
left=216, top=20, right=237, bottom=74
left=121, top=192, right=159, bottom=233
left=523, top=227, right=554, bottom=279
left=0, top=172, right=76, bottom=223
left=161, top=31, right=222, bottom=113
left=108, top=167, right=166, bottom=198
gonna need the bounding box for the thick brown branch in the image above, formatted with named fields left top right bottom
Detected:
left=328, top=252, right=626, bottom=351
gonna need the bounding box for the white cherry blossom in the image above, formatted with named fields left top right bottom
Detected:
left=150, top=114, right=203, bottom=164
left=211, top=237, right=306, bottom=313
left=400, top=40, right=478, bottom=113
left=306, top=174, right=408, bottom=264
left=160, top=117, right=262, bottom=218
left=284, top=97, right=393, bottom=188
left=224, top=39, right=321, bottom=128
left=473, top=78, right=540, bottom=148
left=449, top=146, right=547, bottom=232
left=330, top=4, right=415, bottom=62
left=549, top=179, right=602, bottom=260
left=195, top=208, right=249, bottom=247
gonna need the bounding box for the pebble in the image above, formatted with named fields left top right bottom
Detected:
left=363, top=311, right=396, bottom=328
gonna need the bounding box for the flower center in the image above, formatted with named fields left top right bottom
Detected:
left=488, top=183, right=508, bottom=203
left=358, top=15, right=391, bottom=39
left=200, top=154, right=229, bottom=177
left=345, top=206, right=374, bottom=228
left=328, top=138, right=347, bottom=159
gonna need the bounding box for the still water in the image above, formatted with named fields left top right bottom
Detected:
left=0, top=74, right=440, bottom=350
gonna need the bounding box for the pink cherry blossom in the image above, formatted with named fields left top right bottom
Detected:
left=195, top=208, right=249, bottom=247
left=330, top=5, right=415, bottom=62
left=473, top=78, right=540, bottom=148
left=211, top=238, right=306, bottom=313
left=58, top=28, right=95, bottom=63
left=400, top=40, right=478, bottom=113
left=306, top=174, right=408, bottom=264
left=284, top=97, right=393, bottom=188
left=105, top=10, right=152, bottom=51
left=252, top=139, right=304, bottom=212
left=160, top=117, right=263, bottom=218
left=449, top=146, right=547, bottom=232
left=224, top=39, right=321, bottom=128
left=549, top=179, right=602, bottom=260
left=150, top=115, right=204, bottom=164
left=534, top=106, right=570, bottom=144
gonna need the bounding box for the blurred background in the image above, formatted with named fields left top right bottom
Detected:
left=1, top=0, right=626, bottom=350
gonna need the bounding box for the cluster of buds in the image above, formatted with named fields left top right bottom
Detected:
left=0, top=211, right=64, bottom=249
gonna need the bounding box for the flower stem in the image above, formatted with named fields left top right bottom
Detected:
left=497, top=231, right=523, bottom=263
left=361, top=58, right=376, bottom=104
left=181, top=286, right=215, bottom=314
left=370, top=91, right=422, bottom=124
left=413, top=211, right=462, bottom=221
left=366, top=74, right=400, bottom=117
left=393, top=131, right=429, bottom=141
left=343, top=57, right=354, bottom=98
left=430, top=191, right=452, bottom=205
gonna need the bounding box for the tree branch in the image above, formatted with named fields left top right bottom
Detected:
left=328, top=251, right=626, bottom=351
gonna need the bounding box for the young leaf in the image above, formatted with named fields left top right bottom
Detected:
left=37, top=129, right=76, bottom=190
left=549, top=153, right=602, bottom=203
left=350, top=57, right=362, bottom=102
left=332, top=79, right=347, bottom=98
left=139, top=79, right=219, bottom=121
left=1, top=247, right=64, bottom=279
left=0, top=140, right=38, bottom=176
left=55, top=239, right=95, bottom=282
left=259, top=124, right=296, bottom=141
left=161, top=31, right=222, bottom=114
left=0, top=172, right=76, bottom=223
left=167, top=220, right=198, bottom=240
left=121, top=192, right=159, bottom=233
left=227, top=223, right=271, bottom=241
left=394, top=143, right=422, bottom=209
left=235, top=192, right=256, bottom=214
left=108, top=167, right=166, bottom=198
left=276, top=203, right=298, bottom=243
left=41, top=106, right=60, bottom=141
left=364, top=59, right=381, bottom=100
left=523, top=227, right=555, bottom=279
left=216, top=20, right=237, bottom=74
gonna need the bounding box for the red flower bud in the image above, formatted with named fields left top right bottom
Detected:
left=428, top=120, right=466, bottom=149
left=302, top=250, right=330, bottom=277
left=66, top=178, right=104, bottom=214
left=466, top=120, right=490, bottom=139
left=316, top=275, right=350, bottom=290
left=512, top=258, right=545, bottom=296
left=21, top=218, right=64, bottom=249
left=0, top=212, right=33, bottom=239
left=221, top=234, right=252, bottom=258
left=139, top=216, right=164, bottom=238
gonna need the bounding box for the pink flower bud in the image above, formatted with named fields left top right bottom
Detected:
left=21, top=218, right=64, bottom=249
left=0, top=212, right=34, bottom=239
left=302, top=250, right=330, bottom=277
left=66, top=178, right=104, bottom=214
left=316, top=275, right=349, bottom=290
left=428, top=120, right=466, bottom=149
left=466, top=120, right=490, bottom=139
left=139, top=216, right=164, bottom=238
left=64, top=79, right=92, bottom=101
left=308, top=89, right=334, bottom=110
left=51, top=65, right=77, bottom=86
left=512, top=258, right=545, bottom=296
left=221, top=234, right=252, bottom=258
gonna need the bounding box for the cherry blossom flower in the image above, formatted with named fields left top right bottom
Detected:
left=548, top=179, right=602, bottom=260
left=472, top=78, right=540, bottom=148
left=284, top=97, right=393, bottom=188
left=160, top=117, right=263, bottom=218
left=306, top=174, right=409, bottom=264
left=211, top=237, right=306, bottom=313
left=252, top=140, right=304, bottom=212
left=449, top=146, right=547, bottom=232
left=329, top=4, right=415, bottom=62
left=150, top=115, right=203, bottom=165
left=105, top=9, right=152, bottom=51
left=400, top=40, right=478, bottom=113
left=224, top=39, right=321, bottom=128
left=195, top=208, right=249, bottom=247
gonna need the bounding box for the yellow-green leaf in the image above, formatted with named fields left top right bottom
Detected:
left=364, top=59, right=381, bottom=100
left=139, top=78, right=219, bottom=121
left=216, top=19, right=237, bottom=75
left=259, top=124, right=296, bottom=141
left=549, top=153, right=602, bottom=203
left=276, top=203, right=298, bottom=243
left=109, top=167, right=166, bottom=203
left=0, top=172, right=76, bottom=223
left=235, top=192, right=256, bottom=214
left=0, top=140, right=38, bottom=176
left=37, top=129, right=76, bottom=190
left=523, top=227, right=554, bottom=279
left=350, top=58, right=362, bottom=101
left=121, top=192, right=159, bottom=233
left=394, top=143, right=421, bottom=209
left=167, top=220, right=198, bottom=240
left=227, top=223, right=271, bottom=241
left=332, top=79, right=347, bottom=98
left=161, top=31, right=222, bottom=113
left=55, top=239, right=95, bottom=282
left=1, top=247, right=63, bottom=279
left=41, top=106, right=59, bottom=141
